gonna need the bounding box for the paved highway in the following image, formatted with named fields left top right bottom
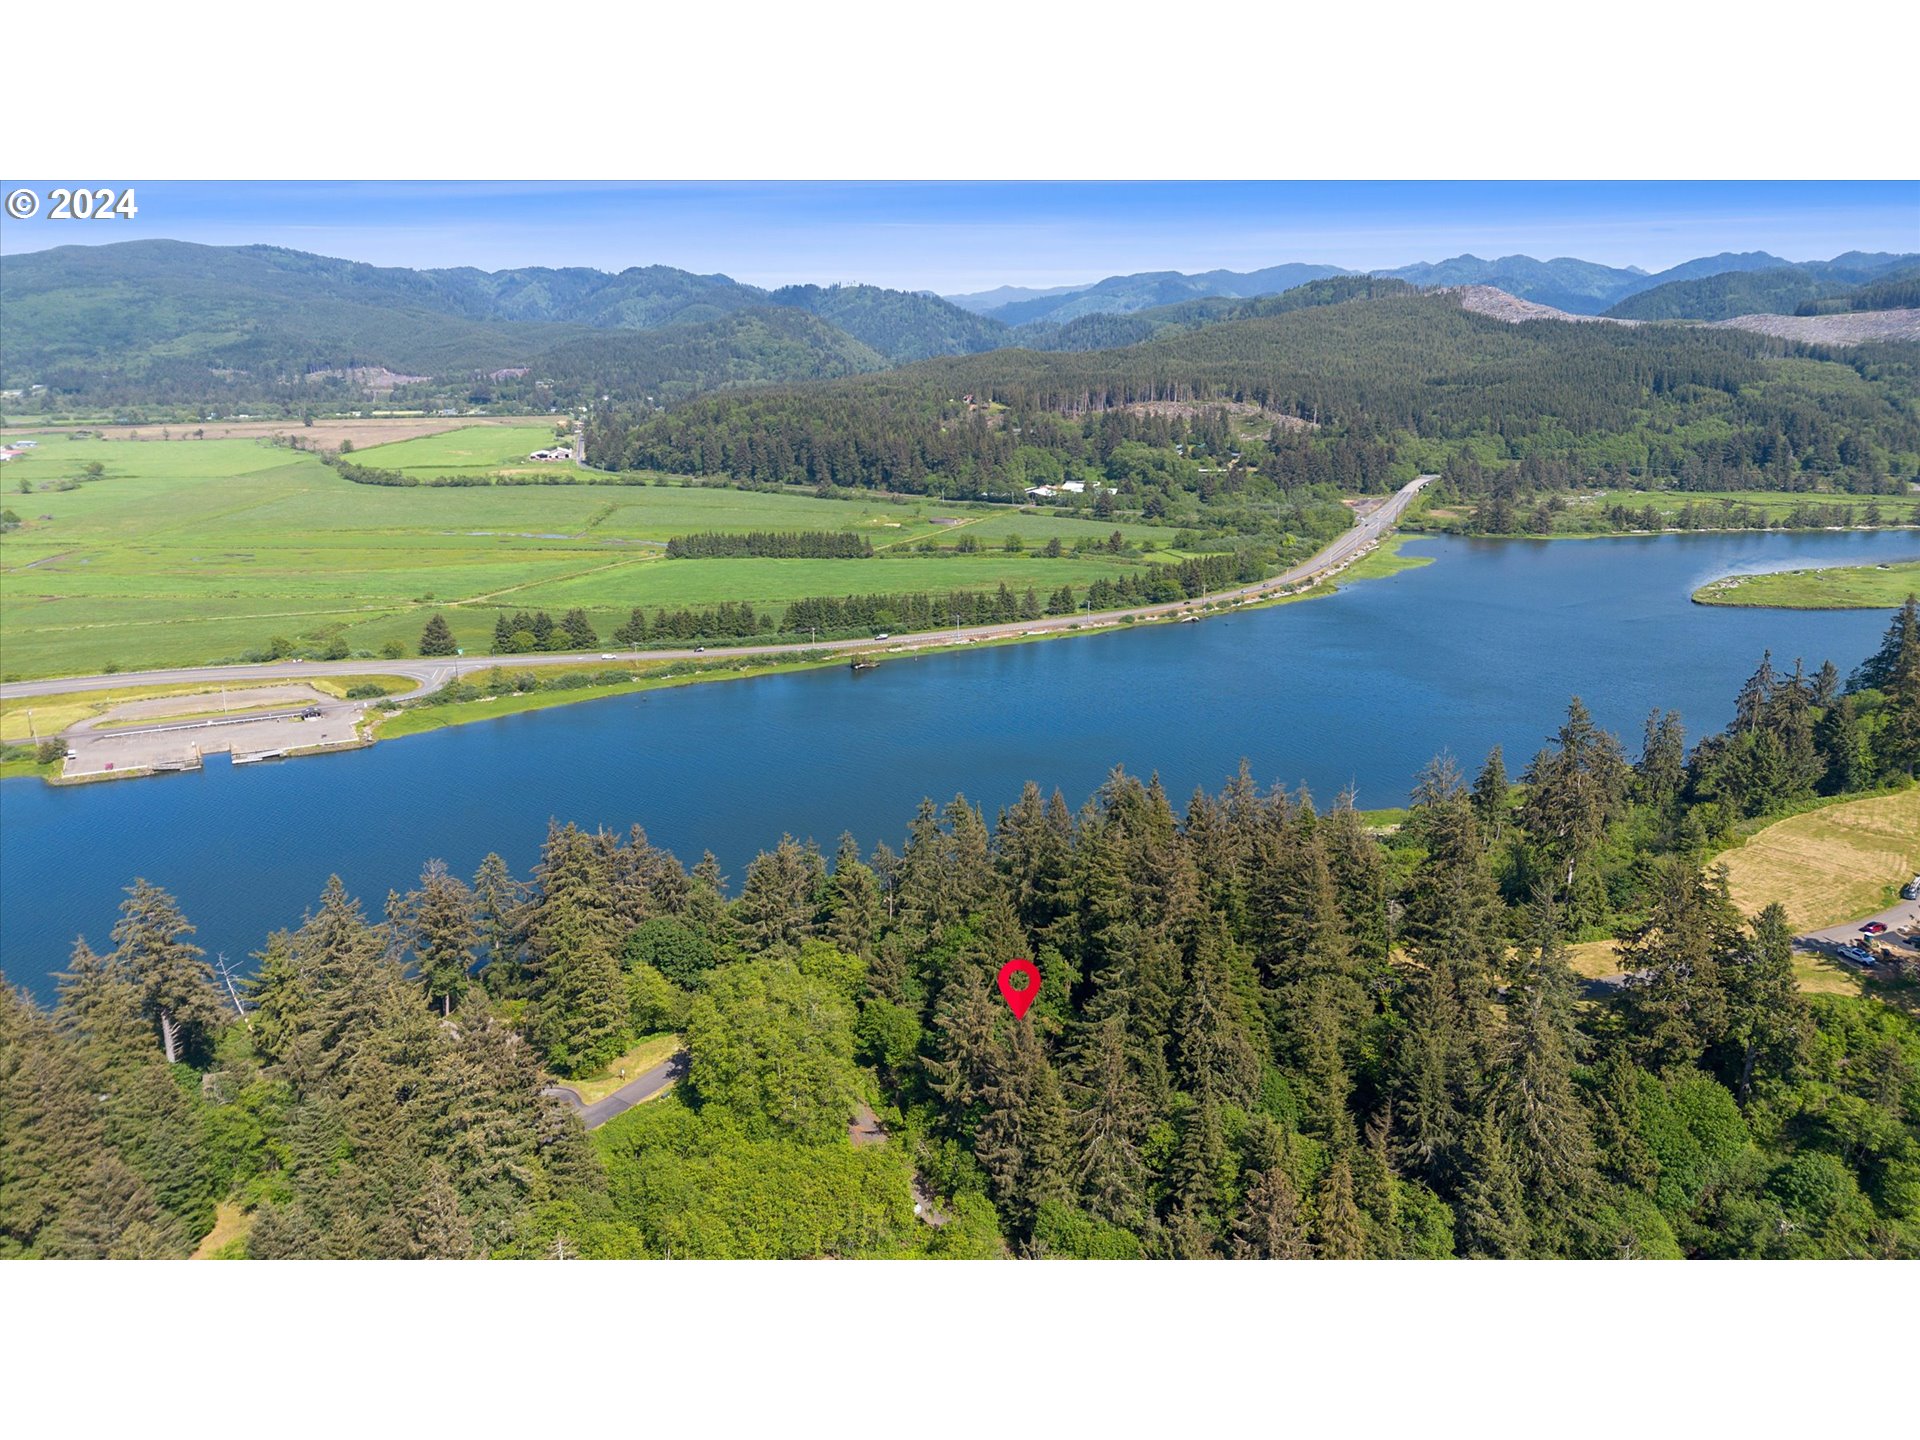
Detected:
left=1, top=475, right=1434, bottom=710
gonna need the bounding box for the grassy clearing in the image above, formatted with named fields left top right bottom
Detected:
left=556, top=1033, right=684, bottom=1105
left=1564, top=940, right=1622, bottom=981
left=190, top=1200, right=253, bottom=1259
left=1563, top=926, right=1869, bottom=998
left=0, top=430, right=1187, bottom=680
left=348, top=423, right=563, bottom=476
left=1694, top=560, right=1920, bottom=610
left=1719, top=788, right=1920, bottom=931
left=1336, top=534, right=1433, bottom=585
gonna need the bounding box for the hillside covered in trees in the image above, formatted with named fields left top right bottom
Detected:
left=5, top=600, right=1917, bottom=1260
left=589, top=287, right=1920, bottom=503
left=1604, top=255, right=1920, bottom=321
left=0, top=241, right=1012, bottom=412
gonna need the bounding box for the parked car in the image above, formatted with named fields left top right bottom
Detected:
left=1903, top=878, right=1920, bottom=901
left=1837, top=946, right=1875, bottom=966
left=1861, top=921, right=1889, bottom=935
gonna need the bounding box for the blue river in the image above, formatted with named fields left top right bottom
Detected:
left=4, top=528, right=1916, bottom=999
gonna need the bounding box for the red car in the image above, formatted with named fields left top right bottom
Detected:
left=1860, top=922, right=1888, bottom=935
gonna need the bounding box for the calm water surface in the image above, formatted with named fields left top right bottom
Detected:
left=5, top=529, right=1916, bottom=998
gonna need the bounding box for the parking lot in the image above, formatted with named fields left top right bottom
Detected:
left=61, top=693, right=369, bottom=780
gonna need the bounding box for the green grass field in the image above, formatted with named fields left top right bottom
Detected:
left=1335, top=534, right=1433, bottom=585
left=1694, top=560, right=1920, bottom=609
left=349, top=424, right=563, bottom=476
left=1720, top=789, right=1920, bottom=931
left=0, top=429, right=1189, bottom=680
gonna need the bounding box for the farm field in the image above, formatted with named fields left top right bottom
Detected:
left=1694, top=559, right=1920, bottom=609
left=1719, top=788, right=1920, bottom=932
left=1, top=413, right=555, bottom=450
left=0, top=429, right=1190, bottom=679
left=350, top=423, right=568, bottom=478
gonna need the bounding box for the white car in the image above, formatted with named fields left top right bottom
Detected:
left=601, top=653, right=615, bottom=660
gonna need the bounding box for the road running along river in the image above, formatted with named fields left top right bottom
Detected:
left=2, top=524, right=1916, bottom=999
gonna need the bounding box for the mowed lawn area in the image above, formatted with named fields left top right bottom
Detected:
left=1719, top=789, right=1920, bottom=931
left=1694, top=560, right=1920, bottom=609
left=0, top=429, right=1190, bottom=679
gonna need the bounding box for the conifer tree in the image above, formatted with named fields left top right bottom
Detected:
left=419, top=611, right=457, bottom=656
left=1518, top=698, right=1632, bottom=926
left=54, top=937, right=150, bottom=1069
left=296, top=875, right=404, bottom=1065
left=1500, top=894, right=1598, bottom=1244
left=1470, top=745, right=1512, bottom=847
left=976, top=1016, right=1071, bottom=1232
left=925, top=963, right=1002, bottom=1132
left=246, top=929, right=312, bottom=1061
left=737, top=835, right=826, bottom=951
left=1174, top=916, right=1260, bottom=1107
left=1619, top=858, right=1744, bottom=1070
left=1455, top=1105, right=1530, bottom=1258
left=1587, top=1047, right=1658, bottom=1193
left=527, top=825, right=629, bottom=1074
left=1721, top=902, right=1807, bottom=1105
left=0, top=988, right=111, bottom=1255
left=1312, top=1153, right=1368, bottom=1259
left=1232, top=1122, right=1310, bottom=1259
left=390, top=860, right=480, bottom=1016
left=824, top=833, right=881, bottom=960
left=1065, top=1012, right=1150, bottom=1231
left=110, top=880, right=225, bottom=1063
left=1168, top=1091, right=1232, bottom=1256
left=472, top=852, right=529, bottom=995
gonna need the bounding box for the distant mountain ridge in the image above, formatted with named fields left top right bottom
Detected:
left=949, top=250, right=1917, bottom=324
left=1604, top=254, right=1920, bottom=321
left=962, top=263, right=1352, bottom=326
left=6, top=239, right=1916, bottom=415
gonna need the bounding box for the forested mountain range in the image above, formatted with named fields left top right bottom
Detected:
left=0, top=241, right=1010, bottom=409
left=953, top=264, right=1351, bottom=326
left=6, top=605, right=1918, bottom=1259
left=591, top=285, right=1920, bottom=501
left=5, top=240, right=1916, bottom=416
left=1605, top=256, right=1920, bottom=321
left=948, top=251, right=1915, bottom=324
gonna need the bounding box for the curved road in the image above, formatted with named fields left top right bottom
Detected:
left=542, top=1051, right=688, bottom=1130
left=1, top=476, right=1433, bottom=715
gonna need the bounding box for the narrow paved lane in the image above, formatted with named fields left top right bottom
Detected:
left=2, top=475, right=1433, bottom=704
left=542, top=1051, right=688, bottom=1130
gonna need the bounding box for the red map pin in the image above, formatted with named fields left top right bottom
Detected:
left=996, top=958, right=1041, bottom=1019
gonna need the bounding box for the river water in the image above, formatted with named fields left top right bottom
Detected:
left=4, top=529, right=1916, bottom=999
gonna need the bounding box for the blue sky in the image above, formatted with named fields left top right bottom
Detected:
left=2, top=181, right=1914, bottom=294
